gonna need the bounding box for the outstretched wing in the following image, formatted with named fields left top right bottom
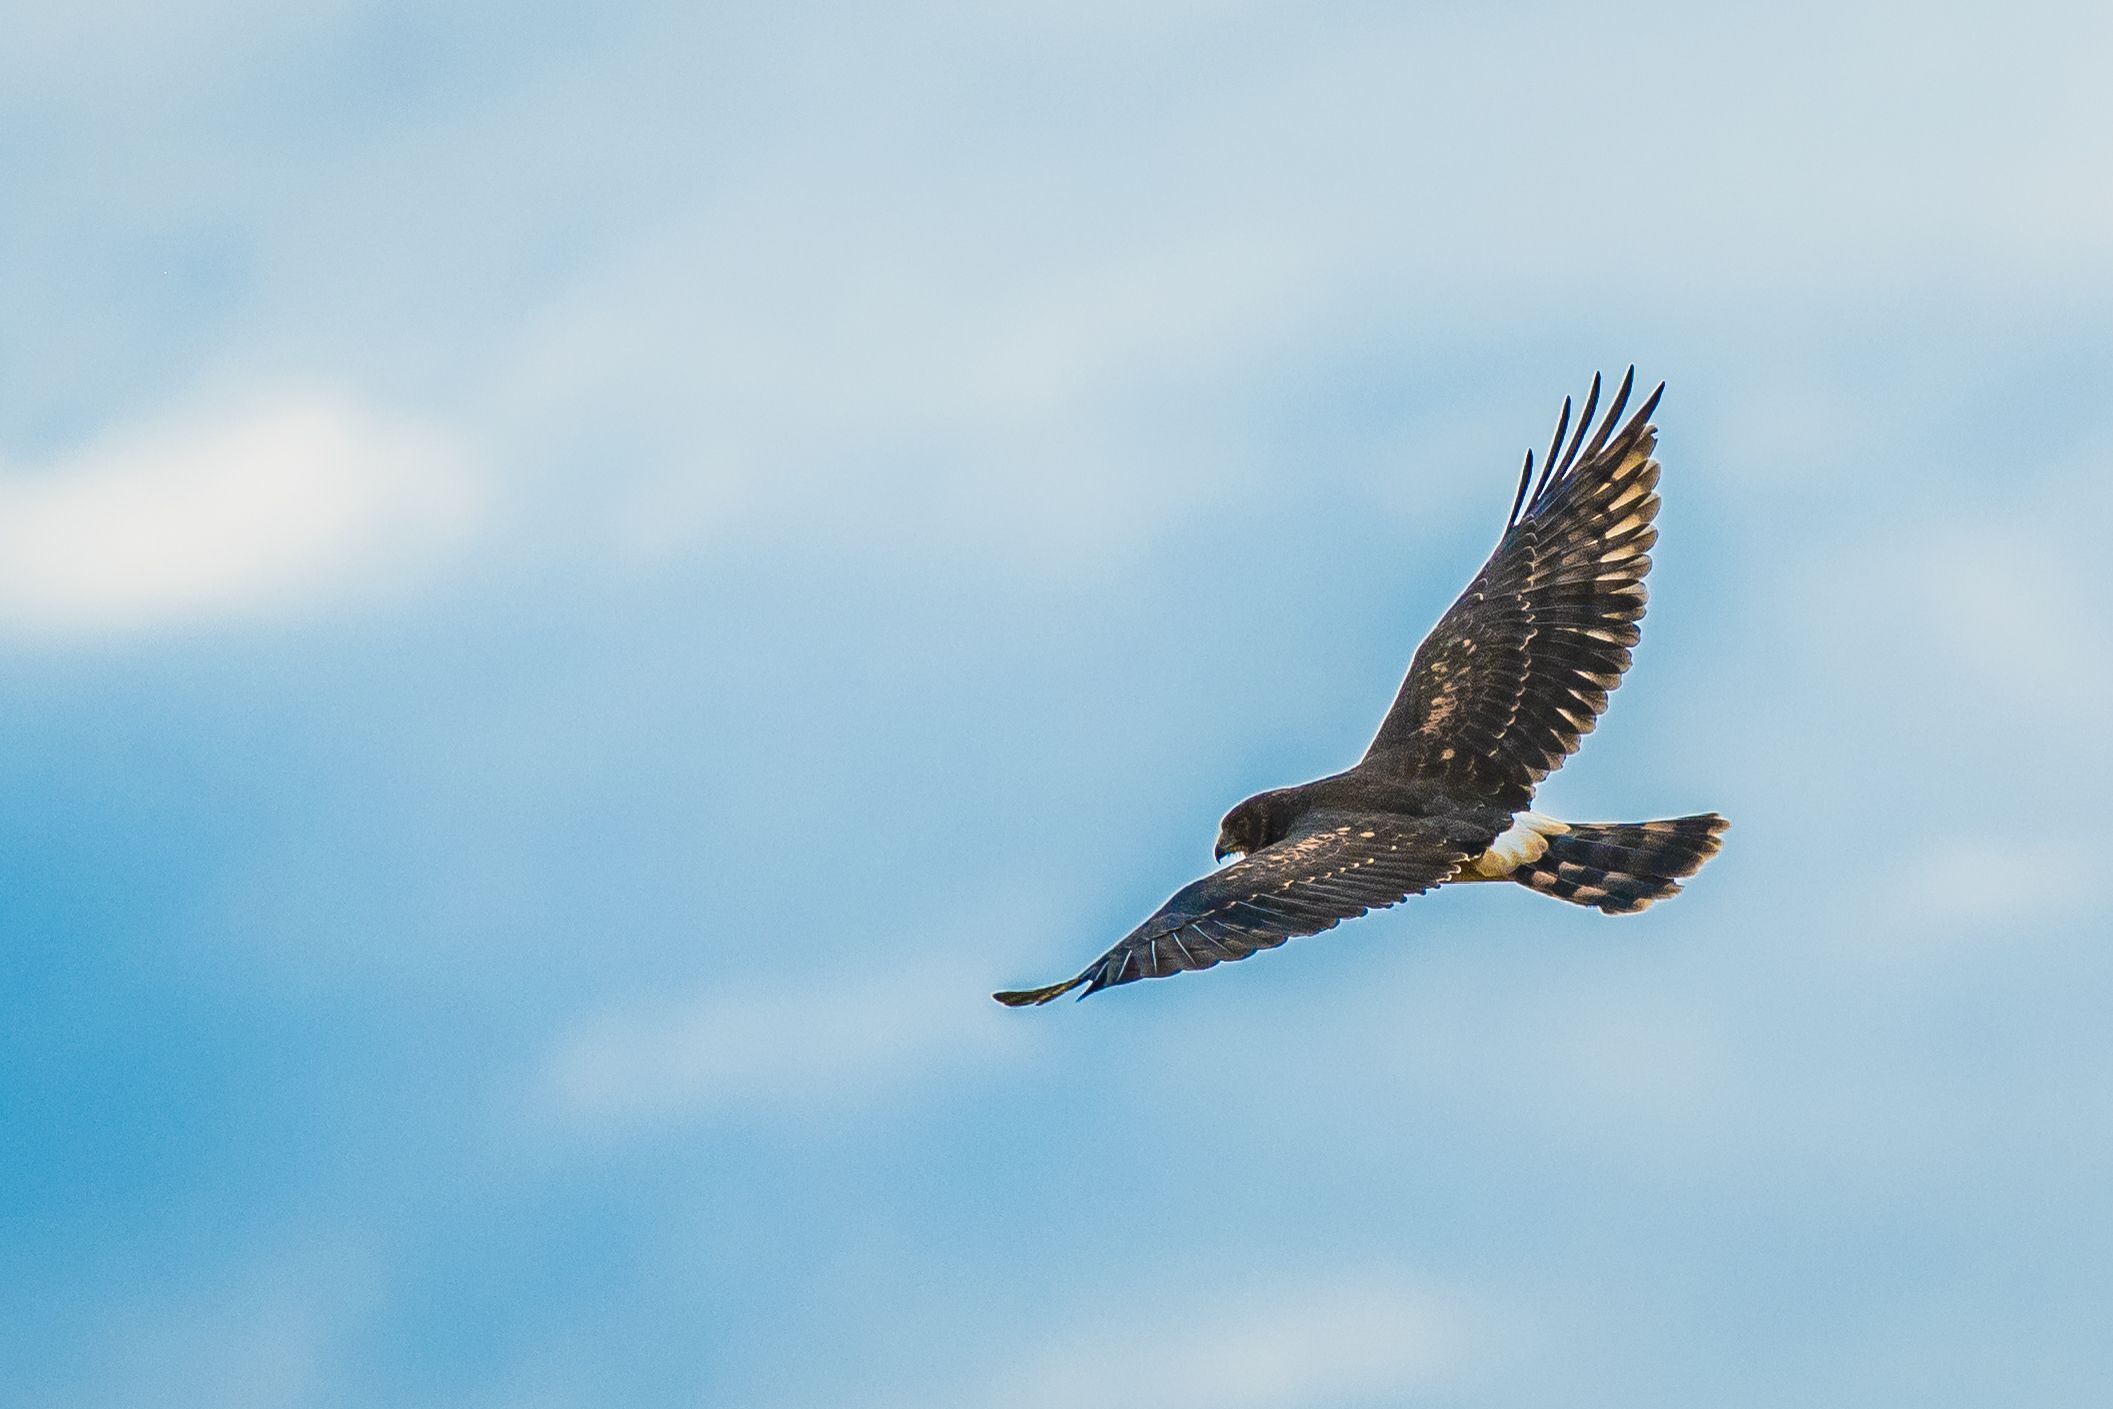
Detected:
left=1362, top=369, right=1665, bottom=811
left=993, top=811, right=1491, bottom=1005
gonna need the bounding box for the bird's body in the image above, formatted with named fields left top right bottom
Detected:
left=996, top=370, right=1726, bottom=1006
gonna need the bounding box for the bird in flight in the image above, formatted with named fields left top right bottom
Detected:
left=995, top=369, right=1726, bottom=1006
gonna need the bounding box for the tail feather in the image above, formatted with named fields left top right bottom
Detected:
left=1513, top=812, right=1727, bottom=914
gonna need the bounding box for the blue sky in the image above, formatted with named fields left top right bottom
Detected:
left=4, top=2, right=2112, bottom=1405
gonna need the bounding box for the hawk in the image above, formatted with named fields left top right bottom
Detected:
left=996, top=369, right=1726, bottom=1006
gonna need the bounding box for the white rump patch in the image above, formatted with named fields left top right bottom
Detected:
left=1464, top=811, right=1570, bottom=879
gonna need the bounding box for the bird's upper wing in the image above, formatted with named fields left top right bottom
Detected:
left=992, top=810, right=1492, bottom=1005
left=1361, top=369, right=1665, bottom=811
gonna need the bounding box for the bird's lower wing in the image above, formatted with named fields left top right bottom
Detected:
left=994, top=812, right=1490, bottom=1005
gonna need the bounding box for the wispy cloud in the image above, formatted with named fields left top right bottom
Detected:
left=980, top=1276, right=1463, bottom=1409
left=539, top=966, right=1013, bottom=1129
left=482, top=214, right=1324, bottom=571
left=0, top=388, right=483, bottom=635
left=1871, top=833, right=2095, bottom=942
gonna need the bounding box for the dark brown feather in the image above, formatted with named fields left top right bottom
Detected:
left=1361, top=371, right=1667, bottom=810
left=993, top=812, right=1484, bottom=1004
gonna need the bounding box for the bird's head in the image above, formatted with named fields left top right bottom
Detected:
left=1214, top=790, right=1288, bottom=863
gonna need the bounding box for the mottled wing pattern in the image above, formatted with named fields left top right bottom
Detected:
left=992, top=811, right=1492, bottom=1005
left=1363, top=370, right=1664, bottom=811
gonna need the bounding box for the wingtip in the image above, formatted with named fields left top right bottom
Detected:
left=1636, top=378, right=1667, bottom=426
left=992, top=975, right=1088, bottom=1008
left=1508, top=449, right=1534, bottom=528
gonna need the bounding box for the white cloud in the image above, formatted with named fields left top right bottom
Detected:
left=982, top=1277, right=1462, bottom=1409
left=1899, top=533, right=2111, bottom=707
left=540, top=968, right=1014, bottom=1129
left=1871, top=833, right=2095, bottom=944
left=446, top=0, right=2113, bottom=577
left=0, top=389, right=483, bottom=635
left=20, top=0, right=2113, bottom=587
left=479, top=211, right=1322, bottom=570
left=1803, top=476, right=2113, bottom=751
left=0, top=0, right=360, bottom=100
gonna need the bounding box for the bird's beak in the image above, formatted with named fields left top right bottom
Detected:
left=1214, top=841, right=1239, bottom=863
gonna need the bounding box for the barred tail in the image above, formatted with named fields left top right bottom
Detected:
left=1513, top=812, right=1728, bottom=914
